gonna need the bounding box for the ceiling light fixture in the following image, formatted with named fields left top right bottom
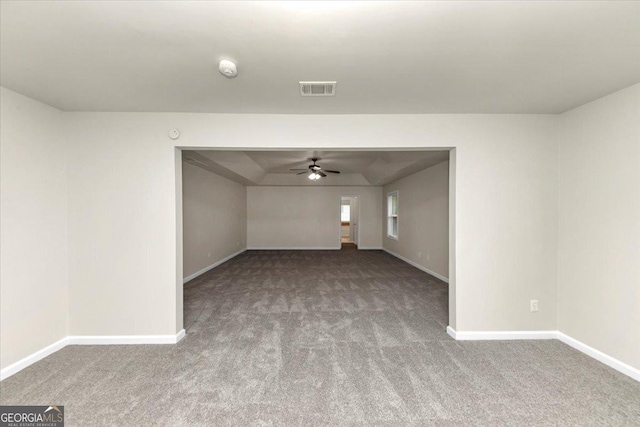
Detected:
left=218, top=59, right=238, bottom=78
left=308, top=172, right=321, bottom=181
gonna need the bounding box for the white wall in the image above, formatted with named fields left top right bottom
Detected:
left=66, top=114, right=181, bottom=335
left=61, top=112, right=558, bottom=335
left=383, top=160, right=449, bottom=279
left=247, top=187, right=382, bottom=249
left=558, top=83, right=640, bottom=370
left=0, top=88, right=68, bottom=370
left=182, top=162, right=247, bottom=279
left=6, top=85, right=640, bottom=373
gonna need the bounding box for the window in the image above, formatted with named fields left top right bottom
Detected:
left=387, top=191, right=398, bottom=240
left=341, top=204, right=351, bottom=222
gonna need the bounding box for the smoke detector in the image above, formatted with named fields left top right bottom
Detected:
left=219, top=60, right=238, bottom=78
left=299, top=81, right=337, bottom=96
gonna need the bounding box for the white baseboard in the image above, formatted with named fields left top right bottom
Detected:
left=68, top=329, right=186, bottom=345
left=0, top=337, right=68, bottom=381
left=557, top=332, right=640, bottom=382
left=383, top=248, right=449, bottom=283
left=447, top=327, right=557, bottom=340
left=183, top=249, right=246, bottom=283
left=247, top=247, right=340, bottom=250
left=357, top=247, right=383, bottom=250
left=446, top=326, right=457, bottom=339
left=0, top=329, right=186, bottom=381
left=446, top=327, right=639, bottom=382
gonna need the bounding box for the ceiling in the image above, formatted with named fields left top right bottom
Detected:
left=1, top=1, right=639, bottom=114
left=182, top=150, right=449, bottom=186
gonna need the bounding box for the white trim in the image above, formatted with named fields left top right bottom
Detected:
left=448, top=328, right=557, bottom=340
left=557, top=332, right=640, bottom=382
left=339, top=194, right=361, bottom=248
left=446, top=328, right=639, bottom=382
left=68, top=330, right=186, bottom=345
left=247, top=247, right=340, bottom=250
left=383, top=248, right=449, bottom=283
left=446, top=326, right=457, bottom=339
left=4, top=328, right=638, bottom=383
left=357, top=247, right=383, bottom=250
left=1, top=330, right=186, bottom=381
left=0, top=337, right=68, bottom=381
left=183, top=249, right=246, bottom=283
left=387, top=190, right=399, bottom=240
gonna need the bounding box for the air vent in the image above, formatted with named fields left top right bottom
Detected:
left=299, top=81, right=337, bottom=97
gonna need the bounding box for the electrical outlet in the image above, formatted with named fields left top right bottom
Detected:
left=418, top=252, right=422, bottom=258
left=530, top=300, right=539, bottom=312
left=427, top=253, right=430, bottom=261
left=208, top=252, right=211, bottom=258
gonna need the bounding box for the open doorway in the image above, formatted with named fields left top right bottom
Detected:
left=177, top=148, right=456, bottom=333
left=340, top=195, right=359, bottom=249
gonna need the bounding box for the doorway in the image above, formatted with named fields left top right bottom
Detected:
left=176, top=148, right=457, bottom=335
left=340, top=195, right=359, bottom=248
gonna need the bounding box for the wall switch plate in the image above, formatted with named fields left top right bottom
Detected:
left=530, top=300, right=539, bottom=312
left=418, top=252, right=421, bottom=258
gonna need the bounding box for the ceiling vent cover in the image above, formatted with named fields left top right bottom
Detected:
left=299, top=81, right=337, bottom=97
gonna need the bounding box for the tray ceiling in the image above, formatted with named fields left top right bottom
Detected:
left=182, top=150, right=450, bottom=186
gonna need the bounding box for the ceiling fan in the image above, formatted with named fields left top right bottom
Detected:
left=290, top=158, right=340, bottom=180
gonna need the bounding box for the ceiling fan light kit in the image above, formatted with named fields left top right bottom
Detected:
left=290, top=158, right=340, bottom=181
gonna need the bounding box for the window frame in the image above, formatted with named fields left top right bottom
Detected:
left=387, top=190, right=399, bottom=240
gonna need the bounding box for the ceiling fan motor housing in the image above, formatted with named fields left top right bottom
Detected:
left=289, top=158, right=340, bottom=178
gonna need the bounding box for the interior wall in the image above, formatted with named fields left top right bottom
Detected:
left=0, top=88, right=68, bottom=370
left=383, top=160, right=450, bottom=280
left=6, top=84, right=640, bottom=371
left=558, top=83, right=640, bottom=370
left=58, top=112, right=558, bottom=336
left=247, top=186, right=382, bottom=249
left=66, top=114, right=181, bottom=335
left=182, top=162, right=247, bottom=280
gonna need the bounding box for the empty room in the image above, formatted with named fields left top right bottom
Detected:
left=1, top=1, right=639, bottom=426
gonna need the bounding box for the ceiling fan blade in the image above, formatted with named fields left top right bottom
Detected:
left=289, top=168, right=308, bottom=171
left=323, top=170, right=340, bottom=174
left=296, top=171, right=308, bottom=175
left=318, top=171, right=327, bottom=177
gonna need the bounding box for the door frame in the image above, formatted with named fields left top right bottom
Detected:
left=338, top=194, right=360, bottom=248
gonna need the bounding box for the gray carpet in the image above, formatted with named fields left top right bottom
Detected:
left=2, top=249, right=639, bottom=426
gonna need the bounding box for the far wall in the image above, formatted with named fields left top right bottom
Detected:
left=182, top=161, right=247, bottom=280
left=383, top=160, right=449, bottom=280
left=247, top=186, right=382, bottom=249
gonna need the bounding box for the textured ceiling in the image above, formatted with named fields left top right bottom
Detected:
left=1, top=1, right=639, bottom=113
left=183, top=150, right=450, bottom=186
